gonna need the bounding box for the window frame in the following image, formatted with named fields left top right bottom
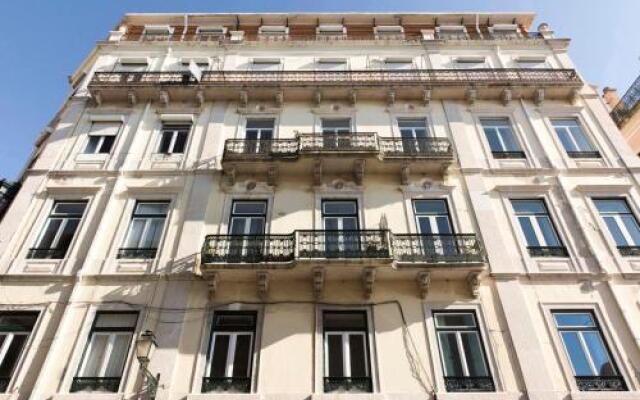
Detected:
left=28, top=200, right=88, bottom=259
left=413, top=199, right=454, bottom=235
left=550, top=117, right=601, bottom=159
left=157, top=123, right=191, bottom=155
left=118, top=200, right=170, bottom=259
left=592, top=197, right=640, bottom=256
left=479, top=117, right=526, bottom=159
left=0, top=311, right=40, bottom=392
left=510, top=198, right=568, bottom=258
left=83, top=121, right=121, bottom=155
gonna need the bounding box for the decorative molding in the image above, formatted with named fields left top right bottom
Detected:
left=313, top=89, right=322, bottom=106
left=127, top=90, right=137, bottom=106
left=239, top=90, right=248, bottom=107
left=400, top=164, right=410, bottom=185
left=501, top=88, right=512, bottom=106
left=353, top=159, right=365, bottom=185
left=257, top=271, right=269, bottom=299
left=267, top=165, right=279, bottom=187
left=313, top=159, right=323, bottom=186
left=196, top=89, right=205, bottom=107
left=422, top=88, right=432, bottom=106
left=207, top=272, right=219, bottom=299
left=312, top=267, right=325, bottom=300
left=349, top=89, right=357, bottom=106
left=574, top=184, right=632, bottom=194
left=416, top=271, right=431, bottom=299
left=159, top=90, right=170, bottom=107
left=467, top=272, right=481, bottom=298
left=387, top=89, right=396, bottom=106
left=275, top=90, right=284, bottom=107
left=362, top=267, right=376, bottom=300
left=534, top=88, right=545, bottom=106
left=466, top=88, right=477, bottom=105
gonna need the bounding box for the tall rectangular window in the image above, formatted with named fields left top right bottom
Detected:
left=480, top=118, right=525, bottom=158
left=118, top=201, right=169, bottom=259
left=244, top=119, right=274, bottom=154
left=433, top=311, right=494, bottom=392
left=84, top=122, right=119, bottom=154
left=593, top=198, right=640, bottom=255
left=321, top=118, right=352, bottom=149
left=552, top=311, right=626, bottom=392
left=322, top=200, right=359, bottom=257
left=227, top=201, right=267, bottom=262
left=28, top=201, right=87, bottom=259
left=398, top=118, right=430, bottom=154
left=71, top=312, right=138, bottom=393
left=158, top=124, right=190, bottom=154
left=203, top=312, right=257, bottom=393
left=511, top=199, right=567, bottom=257
left=551, top=119, right=600, bottom=158
left=323, top=311, right=372, bottom=393
left=414, top=199, right=455, bottom=258
left=0, top=312, right=39, bottom=392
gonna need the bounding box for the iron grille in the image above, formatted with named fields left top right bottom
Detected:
left=70, top=377, right=121, bottom=393
left=575, top=376, right=626, bottom=392
left=297, top=230, right=390, bottom=259
left=323, top=377, right=373, bottom=393
left=298, top=133, right=378, bottom=153
left=26, top=248, right=67, bottom=259
left=392, top=234, right=484, bottom=263
left=201, top=377, right=251, bottom=393
left=201, top=234, right=296, bottom=264
left=223, top=139, right=299, bottom=161
left=527, top=246, right=569, bottom=257
left=444, top=376, right=495, bottom=392
left=379, top=137, right=452, bottom=158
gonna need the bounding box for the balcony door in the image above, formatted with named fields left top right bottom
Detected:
left=322, top=200, right=359, bottom=257
left=228, top=201, right=267, bottom=262
left=414, top=199, right=454, bottom=258
left=244, top=119, right=274, bottom=155
left=398, top=118, right=429, bottom=154
left=321, top=118, right=352, bottom=150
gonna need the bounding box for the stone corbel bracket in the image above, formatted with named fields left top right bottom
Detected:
left=467, top=272, right=481, bottom=298
left=207, top=272, right=219, bottom=300
left=416, top=272, right=431, bottom=299
left=312, top=267, right=325, bottom=300
left=362, top=267, right=376, bottom=300
left=257, top=271, right=269, bottom=299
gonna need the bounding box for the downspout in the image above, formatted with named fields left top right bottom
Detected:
left=182, top=14, right=188, bottom=41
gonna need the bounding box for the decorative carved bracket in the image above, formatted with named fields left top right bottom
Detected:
left=275, top=90, right=284, bottom=107
left=127, top=90, right=137, bottom=106
left=314, top=89, right=322, bottom=106
left=534, top=88, right=545, bottom=106
left=196, top=90, right=205, bottom=107
left=570, top=88, right=580, bottom=105
left=239, top=90, right=248, bottom=107
left=416, top=272, right=431, bottom=299
left=422, top=88, right=432, bottom=106
left=159, top=90, right=170, bottom=107
left=349, top=90, right=357, bottom=106
left=257, top=271, right=269, bottom=299
left=313, top=159, right=323, bottom=186
left=93, top=91, right=102, bottom=106
left=362, top=267, right=376, bottom=300
left=465, top=88, right=477, bottom=105
left=467, top=272, right=481, bottom=298
left=224, top=167, right=236, bottom=186
left=207, top=272, right=219, bottom=300
left=400, top=164, right=410, bottom=185
left=267, top=165, right=279, bottom=186
left=353, top=159, right=365, bottom=185
left=387, top=90, right=396, bottom=106
left=312, top=267, right=325, bottom=300
left=501, top=88, right=512, bottom=106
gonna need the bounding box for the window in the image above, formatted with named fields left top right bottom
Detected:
left=489, top=24, right=520, bottom=39
left=322, top=200, right=359, bottom=257
left=323, top=311, right=372, bottom=393
left=196, top=26, right=227, bottom=41
left=71, top=312, right=137, bottom=393
left=511, top=199, right=567, bottom=257
left=317, top=25, right=345, bottom=38
left=244, top=119, right=274, bottom=154
left=84, top=122, right=119, bottom=154
left=114, top=59, right=148, bottom=72
left=516, top=58, right=549, bottom=69
left=203, top=312, right=257, bottom=393
left=383, top=57, right=414, bottom=70
left=258, top=25, right=288, bottom=39
left=118, top=201, right=169, bottom=259
left=398, top=118, right=430, bottom=154
left=143, top=25, right=172, bottom=41
left=551, top=119, right=600, bottom=158
left=250, top=58, right=282, bottom=71
left=436, top=25, right=468, bottom=40
left=453, top=57, right=487, bottom=69
left=480, top=118, right=525, bottom=158
left=434, top=311, right=494, bottom=392
left=158, top=124, right=190, bottom=154
left=374, top=25, right=404, bottom=39
left=552, top=311, right=626, bottom=391
left=414, top=199, right=456, bottom=259
left=316, top=58, right=348, bottom=70
left=321, top=118, right=352, bottom=150
left=28, top=201, right=87, bottom=259
left=0, top=312, right=38, bottom=392
left=229, top=201, right=267, bottom=236
left=593, top=198, right=640, bottom=255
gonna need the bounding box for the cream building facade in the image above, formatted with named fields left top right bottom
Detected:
left=1, top=11, right=640, bottom=400
left=604, top=76, right=640, bottom=154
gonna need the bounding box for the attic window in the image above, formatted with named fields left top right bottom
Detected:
left=317, top=57, right=347, bottom=64
left=259, top=25, right=289, bottom=37
left=317, top=24, right=346, bottom=37
left=384, top=57, right=413, bottom=64
left=197, top=26, right=227, bottom=41
left=454, top=57, right=487, bottom=69
left=143, top=25, right=173, bottom=41
left=115, top=58, right=149, bottom=72
left=436, top=25, right=468, bottom=40
left=489, top=24, right=520, bottom=39
left=374, top=25, right=405, bottom=39
left=515, top=56, right=548, bottom=69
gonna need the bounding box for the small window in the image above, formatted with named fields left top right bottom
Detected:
left=434, top=311, right=494, bottom=392
left=453, top=57, right=487, bottom=69
left=29, top=201, right=88, bottom=259
left=229, top=201, right=267, bottom=235
left=436, top=25, right=468, bottom=40
left=593, top=198, right=640, bottom=255
left=374, top=25, right=404, bottom=39
left=511, top=199, right=567, bottom=257
left=71, top=312, right=138, bottom=393
left=118, top=201, right=170, bottom=259
left=397, top=118, right=430, bottom=154
left=489, top=24, right=520, bottom=39
left=114, top=59, right=148, bottom=72
left=551, top=119, right=600, bottom=158
left=158, top=124, right=190, bottom=154
left=516, top=57, right=549, bottom=69
left=258, top=25, right=288, bottom=39
left=143, top=25, right=173, bottom=41
left=480, top=118, right=525, bottom=159
left=197, top=26, right=227, bottom=41
left=203, top=311, right=257, bottom=393
left=383, top=57, right=414, bottom=70
left=552, top=311, right=626, bottom=392
left=317, top=24, right=345, bottom=37
left=84, top=122, right=119, bottom=154
left=0, top=312, right=39, bottom=392
left=323, top=311, right=372, bottom=393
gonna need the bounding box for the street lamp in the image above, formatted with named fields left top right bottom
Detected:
left=136, top=330, right=160, bottom=399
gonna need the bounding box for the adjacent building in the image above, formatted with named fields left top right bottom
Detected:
left=1, top=11, right=640, bottom=400
left=604, top=75, right=640, bottom=154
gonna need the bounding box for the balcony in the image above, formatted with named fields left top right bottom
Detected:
left=392, top=234, right=484, bottom=264
left=223, top=139, right=298, bottom=161
left=88, top=69, right=582, bottom=105
left=201, top=377, right=251, bottom=393
left=379, top=137, right=452, bottom=159
left=298, top=133, right=378, bottom=154
left=297, top=230, right=391, bottom=260
left=201, top=234, right=296, bottom=264
left=610, top=74, right=640, bottom=128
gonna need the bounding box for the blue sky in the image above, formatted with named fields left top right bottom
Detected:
left=1, top=0, right=639, bottom=180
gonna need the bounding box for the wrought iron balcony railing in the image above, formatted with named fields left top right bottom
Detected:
left=575, top=376, right=626, bottom=392
left=527, top=246, right=569, bottom=257
left=444, top=376, right=495, bottom=392
left=610, top=74, right=640, bottom=127
left=26, top=247, right=68, bottom=259
left=392, top=234, right=484, bottom=264
left=89, top=68, right=581, bottom=90
left=297, top=230, right=390, bottom=259
left=70, top=377, right=121, bottom=393
left=201, top=234, right=296, bottom=264
left=379, top=137, right=452, bottom=158
left=324, top=377, right=373, bottom=393
left=566, top=150, right=601, bottom=159
left=298, top=133, right=378, bottom=153
left=617, top=246, right=640, bottom=256
left=223, top=139, right=299, bottom=161
left=492, top=150, right=526, bottom=159
left=116, top=247, right=158, bottom=259
left=201, top=377, right=251, bottom=393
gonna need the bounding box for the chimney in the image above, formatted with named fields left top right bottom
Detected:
left=602, top=87, right=619, bottom=110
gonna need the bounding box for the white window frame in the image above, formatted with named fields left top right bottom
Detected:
left=488, top=24, right=521, bottom=39
left=479, top=117, right=523, bottom=155
left=374, top=25, right=404, bottom=39
left=206, top=331, right=254, bottom=378
left=510, top=198, right=563, bottom=248
left=593, top=198, right=640, bottom=248
left=84, top=122, right=121, bottom=155
left=77, top=331, right=134, bottom=378
left=323, top=331, right=369, bottom=378
left=157, top=124, right=191, bottom=155
left=32, top=201, right=88, bottom=255
left=121, top=201, right=170, bottom=255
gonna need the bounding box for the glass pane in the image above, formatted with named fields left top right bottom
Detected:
left=324, top=218, right=338, bottom=230
left=461, top=332, right=488, bottom=377
left=555, top=127, right=578, bottom=152
left=322, top=119, right=351, bottom=130
left=569, top=126, right=594, bottom=151
left=249, top=218, right=265, bottom=235
left=349, top=334, right=368, bottom=377
left=52, top=202, right=87, bottom=215
left=499, top=127, right=520, bottom=151
left=536, top=216, right=560, bottom=246
left=414, top=200, right=447, bottom=215
left=435, top=216, right=452, bottom=234
left=398, top=118, right=426, bottom=128
left=135, top=203, right=168, bottom=215
left=103, top=334, right=130, bottom=377
left=95, top=313, right=138, bottom=329
left=158, top=131, right=173, bottom=153
left=435, top=313, right=476, bottom=328
left=594, top=199, right=630, bottom=214
left=327, top=334, right=344, bottom=377
left=604, top=217, right=629, bottom=246
left=99, top=135, right=116, bottom=154
left=211, top=335, right=230, bottom=377
left=36, top=219, right=62, bottom=248
left=232, top=334, right=252, bottom=377
left=0, top=334, right=27, bottom=377
left=518, top=217, right=540, bottom=246
left=342, top=217, right=358, bottom=230
left=85, top=136, right=101, bottom=154
left=622, top=216, right=640, bottom=245
left=0, top=314, right=38, bottom=332
left=560, top=331, right=593, bottom=376
left=583, top=331, right=616, bottom=376
left=55, top=218, right=80, bottom=251
left=438, top=332, right=464, bottom=377
left=323, top=201, right=357, bottom=215
left=80, top=334, right=109, bottom=376
left=554, top=313, right=595, bottom=328
left=124, top=219, right=145, bottom=248
left=233, top=202, right=266, bottom=215
left=417, top=217, right=432, bottom=234
left=230, top=218, right=248, bottom=234
left=214, top=313, right=256, bottom=330
left=246, top=119, right=275, bottom=129
left=172, top=132, right=188, bottom=154
left=140, top=218, right=165, bottom=248
left=512, top=200, right=546, bottom=215
left=483, top=128, right=503, bottom=152
left=324, top=312, right=367, bottom=331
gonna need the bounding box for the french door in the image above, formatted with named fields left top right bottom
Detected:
left=322, top=200, right=359, bottom=257
left=414, top=199, right=454, bottom=258
left=321, top=118, right=352, bottom=150
left=245, top=119, right=274, bottom=155
left=228, top=201, right=267, bottom=261
left=398, top=118, right=429, bottom=154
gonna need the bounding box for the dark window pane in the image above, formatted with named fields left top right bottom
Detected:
left=435, top=313, right=476, bottom=328
left=0, top=314, right=38, bottom=332
left=233, top=202, right=267, bottom=215
left=583, top=331, right=616, bottom=376
left=536, top=216, right=561, bottom=247
left=232, top=335, right=252, bottom=377
left=324, top=312, right=367, bottom=331
left=603, top=217, right=628, bottom=246
left=561, top=331, right=593, bottom=376
left=594, top=199, right=631, bottom=214
left=397, top=118, right=426, bottom=129
left=349, top=335, right=368, bottom=377
left=135, top=202, right=169, bottom=216
left=554, top=313, right=595, bottom=328
left=621, top=216, right=640, bottom=245
left=461, top=332, right=488, bottom=377
left=55, top=219, right=81, bottom=252
left=246, top=119, right=275, bottom=129
left=52, top=202, right=87, bottom=215
left=98, top=135, right=116, bottom=154
left=512, top=199, right=546, bottom=215
left=158, top=131, right=173, bottom=153
left=214, top=314, right=256, bottom=330
left=172, top=132, right=188, bottom=154
left=94, top=313, right=138, bottom=329
left=327, top=335, right=344, bottom=377
left=36, top=219, right=62, bottom=248
left=518, top=217, right=540, bottom=246
left=211, top=335, right=230, bottom=377
left=322, top=119, right=351, bottom=129
left=323, top=201, right=357, bottom=215
left=439, top=332, right=464, bottom=377
left=484, top=128, right=503, bottom=152
left=85, top=136, right=101, bottom=154
left=0, top=335, right=27, bottom=377
left=414, top=200, right=447, bottom=215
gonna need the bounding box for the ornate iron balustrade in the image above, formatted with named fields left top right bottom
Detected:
left=201, top=234, right=296, bottom=264
left=444, top=376, right=495, bottom=392
left=617, top=246, right=640, bottom=256
left=298, top=133, right=378, bottom=153
left=116, top=248, right=158, bottom=259
left=611, top=74, right=640, bottom=127
left=70, top=377, right=121, bottom=393
left=492, top=150, right=526, bottom=159
left=26, top=247, right=67, bottom=259
left=575, top=376, right=626, bottom=392
left=223, top=139, right=299, bottom=161
left=379, top=137, right=452, bottom=158
left=90, top=69, right=581, bottom=89
left=392, top=234, right=484, bottom=263
left=0, top=377, right=9, bottom=392
left=566, top=150, right=601, bottom=159
left=297, top=230, right=390, bottom=259
left=324, top=377, right=373, bottom=393
left=202, top=377, right=251, bottom=393
left=527, top=246, right=568, bottom=257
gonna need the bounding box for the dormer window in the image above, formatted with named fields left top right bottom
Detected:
left=436, top=25, right=468, bottom=40
left=453, top=57, right=487, bottom=69
left=374, top=25, right=404, bottom=39
left=489, top=24, right=521, bottom=39
left=251, top=58, right=282, bottom=71
left=143, top=25, right=173, bottom=41
left=515, top=56, right=549, bottom=69
left=197, top=26, right=227, bottom=41
left=384, top=57, right=414, bottom=69
left=258, top=25, right=289, bottom=40
left=317, top=24, right=346, bottom=39
left=316, top=57, right=348, bottom=70
left=114, top=58, right=149, bottom=72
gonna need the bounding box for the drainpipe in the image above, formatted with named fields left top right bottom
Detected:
left=182, top=14, right=188, bottom=41
left=475, top=13, right=480, bottom=38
